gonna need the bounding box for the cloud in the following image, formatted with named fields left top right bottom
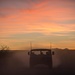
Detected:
left=0, top=31, right=75, bottom=49
left=0, top=0, right=49, bottom=9
left=0, top=0, right=75, bottom=49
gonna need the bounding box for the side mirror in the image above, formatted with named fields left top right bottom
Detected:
left=52, top=51, right=54, bottom=55
left=28, top=52, right=30, bottom=55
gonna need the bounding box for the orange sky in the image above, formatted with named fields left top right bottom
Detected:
left=0, top=0, right=75, bottom=50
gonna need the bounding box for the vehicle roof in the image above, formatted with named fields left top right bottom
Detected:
left=30, top=49, right=51, bottom=51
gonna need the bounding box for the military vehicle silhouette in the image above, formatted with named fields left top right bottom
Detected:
left=28, top=49, right=54, bottom=69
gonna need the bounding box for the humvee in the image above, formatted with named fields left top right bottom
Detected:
left=28, top=49, right=54, bottom=69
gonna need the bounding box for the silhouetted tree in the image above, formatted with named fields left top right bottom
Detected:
left=0, top=45, right=10, bottom=50
left=0, top=45, right=10, bottom=58
left=64, top=48, right=69, bottom=50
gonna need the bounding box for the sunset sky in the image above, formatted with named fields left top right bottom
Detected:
left=0, top=0, right=75, bottom=50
